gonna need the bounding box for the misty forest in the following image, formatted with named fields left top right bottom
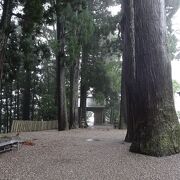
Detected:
left=1, top=0, right=180, bottom=179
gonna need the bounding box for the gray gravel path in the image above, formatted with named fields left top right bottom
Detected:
left=0, top=126, right=180, bottom=180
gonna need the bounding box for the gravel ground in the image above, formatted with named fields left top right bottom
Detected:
left=0, top=126, right=180, bottom=180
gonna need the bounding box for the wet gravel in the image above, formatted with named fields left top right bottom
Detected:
left=0, top=126, right=180, bottom=180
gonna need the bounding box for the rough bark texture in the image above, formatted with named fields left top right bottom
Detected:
left=79, top=82, right=87, bottom=127
left=9, top=83, right=13, bottom=130
left=22, top=68, right=31, bottom=120
left=16, top=80, right=20, bottom=120
left=56, top=16, right=68, bottom=131
left=130, top=0, right=180, bottom=156
left=79, top=46, right=88, bottom=127
left=120, top=0, right=135, bottom=136
left=5, top=86, right=9, bottom=133
left=69, top=56, right=80, bottom=129
left=119, top=60, right=127, bottom=130
left=0, top=0, right=14, bottom=79
left=0, top=85, right=2, bottom=130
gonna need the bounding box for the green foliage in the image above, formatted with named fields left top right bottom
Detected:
left=39, top=94, right=56, bottom=120
left=167, top=32, right=177, bottom=60
left=65, top=2, right=94, bottom=61
left=78, top=9, right=94, bottom=44
left=21, top=0, right=44, bottom=34
left=173, top=80, right=180, bottom=94
left=105, top=59, right=121, bottom=93
left=177, top=111, right=180, bottom=119
left=0, top=0, right=122, bottom=131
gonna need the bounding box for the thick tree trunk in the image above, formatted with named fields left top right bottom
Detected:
left=130, top=0, right=180, bottom=156
left=69, top=57, right=80, bottom=129
left=0, top=0, right=14, bottom=79
left=22, top=68, right=31, bottom=120
left=56, top=16, right=68, bottom=131
left=122, top=0, right=136, bottom=141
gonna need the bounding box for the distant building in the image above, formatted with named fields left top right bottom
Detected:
left=78, top=97, right=105, bottom=125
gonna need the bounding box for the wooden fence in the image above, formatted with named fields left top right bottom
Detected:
left=11, top=120, right=58, bottom=132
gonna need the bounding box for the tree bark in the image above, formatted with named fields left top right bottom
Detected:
left=22, top=68, right=31, bottom=120
left=0, top=83, right=2, bottom=132
left=119, top=60, right=127, bottom=129
left=0, top=0, right=14, bottom=79
left=31, top=76, right=36, bottom=120
left=16, top=80, right=20, bottom=120
left=56, top=15, right=68, bottom=131
left=119, top=0, right=135, bottom=135
left=80, top=81, right=87, bottom=127
left=79, top=46, right=88, bottom=127
left=9, top=83, right=13, bottom=130
left=69, top=56, right=80, bottom=129
left=130, top=0, right=180, bottom=156
left=5, top=85, right=9, bottom=133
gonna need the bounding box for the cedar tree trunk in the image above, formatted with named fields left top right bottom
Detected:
left=122, top=0, right=136, bottom=141
left=0, top=0, right=14, bottom=79
left=79, top=46, right=88, bottom=127
left=69, top=56, right=80, bottom=129
left=130, top=0, right=180, bottom=156
left=56, top=15, right=68, bottom=131
left=22, top=68, right=31, bottom=120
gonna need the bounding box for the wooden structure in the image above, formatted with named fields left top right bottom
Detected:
left=79, top=97, right=105, bottom=125
left=0, top=138, right=21, bottom=153
left=11, top=120, right=58, bottom=132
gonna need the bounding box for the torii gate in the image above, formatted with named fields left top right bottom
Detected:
left=79, top=97, right=105, bottom=125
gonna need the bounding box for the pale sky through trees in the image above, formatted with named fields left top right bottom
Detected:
left=172, top=8, right=180, bottom=84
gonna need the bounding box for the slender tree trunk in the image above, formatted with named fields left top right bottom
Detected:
left=47, top=65, right=50, bottom=120
left=9, top=83, right=13, bottom=131
left=130, top=0, right=180, bottom=156
left=119, top=60, right=127, bottom=129
left=5, top=85, right=9, bottom=133
left=110, top=107, right=113, bottom=124
left=31, top=76, right=36, bottom=120
left=79, top=46, right=88, bottom=127
left=16, top=80, right=20, bottom=120
left=56, top=15, right=68, bottom=131
left=0, top=0, right=14, bottom=80
left=80, top=82, right=87, bottom=127
left=0, top=83, right=2, bottom=132
left=69, top=56, right=80, bottom=129
left=22, top=68, right=31, bottom=120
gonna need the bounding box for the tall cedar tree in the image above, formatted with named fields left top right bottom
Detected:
left=21, top=0, right=44, bottom=120
left=120, top=0, right=136, bottom=140
left=130, top=0, right=180, bottom=156
left=56, top=1, right=69, bottom=131
left=121, top=0, right=180, bottom=140
left=0, top=0, right=15, bottom=81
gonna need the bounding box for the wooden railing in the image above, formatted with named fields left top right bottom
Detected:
left=11, top=120, right=58, bottom=132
